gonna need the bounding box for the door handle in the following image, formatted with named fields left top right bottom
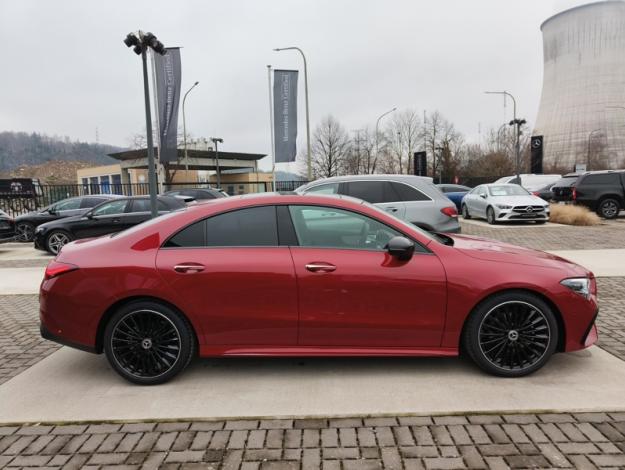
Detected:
left=305, top=263, right=336, bottom=273
left=385, top=207, right=399, bottom=213
left=174, top=264, right=205, bottom=273
left=112, top=218, right=121, bottom=223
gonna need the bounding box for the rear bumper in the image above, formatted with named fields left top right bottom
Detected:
left=40, top=323, right=97, bottom=353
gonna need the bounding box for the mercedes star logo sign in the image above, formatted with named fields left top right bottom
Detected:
left=532, top=138, right=541, bottom=149
left=526, top=206, right=534, bottom=213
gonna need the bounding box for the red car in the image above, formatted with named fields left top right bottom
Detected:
left=40, top=193, right=598, bottom=385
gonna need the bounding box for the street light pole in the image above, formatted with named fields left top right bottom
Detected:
left=182, top=81, right=199, bottom=182
left=210, top=137, right=223, bottom=189
left=485, top=91, right=524, bottom=183
left=273, top=47, right=312, bottom=181
left=375, top=107, right=397, bottom=172
left=124, top=31, right=167, bottom=218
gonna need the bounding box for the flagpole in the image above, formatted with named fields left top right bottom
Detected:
left=150, top=50, right=164, bottom=193
left=267, top=65, right=276, bottom=192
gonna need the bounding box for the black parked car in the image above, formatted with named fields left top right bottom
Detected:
left=34, top=195, right=186, bottom=254
left=14, top=195, right=121, bottom=242
left=551, top=170, right=625, bottom=219
left=0, top=209, right=16, bottom=244
left=164, top=188, right=228, bottom=201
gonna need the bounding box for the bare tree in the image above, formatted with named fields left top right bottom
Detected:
left=384, top=109, right=422, bottom=174
left=311, top=116, right=352, bottom=178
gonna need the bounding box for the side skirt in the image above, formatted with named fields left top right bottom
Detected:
left=199, top=346, right=458, bottom=358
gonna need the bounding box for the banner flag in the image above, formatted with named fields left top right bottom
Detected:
left=154, top=48, right=182, bottom=163
left=273, top=69, right=298, bottom=163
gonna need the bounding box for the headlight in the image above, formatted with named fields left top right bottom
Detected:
left=561, top=277, right=591, bottom=298
left=496, top=204, right=512, bottom=209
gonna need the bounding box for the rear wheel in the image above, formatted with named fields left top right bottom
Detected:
left=598, top=198, right=621, bottom=219
left=16, top=222, right=35, bottom=242
left=486, top=207, right=497, bottom=225
left=463, top=292, right=558, bottom=377
left=45, top=230, right=72, bottom=255
left=461, top=204, right=471, bottom=219
left=103, top=301, right=196, bottom=385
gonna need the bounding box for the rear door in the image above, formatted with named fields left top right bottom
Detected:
left=342, top=181, right=407, bottom=220
left=156, top=205, right=298, bottom=346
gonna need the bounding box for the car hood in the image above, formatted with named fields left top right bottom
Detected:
left=447, top=234, right=590, bottom=276
left=38, top=214, right=84, bottom=230
left=488, top=195, right=547, bottom=206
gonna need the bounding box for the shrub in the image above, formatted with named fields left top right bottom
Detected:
left=549, top=204, right=601, bottom=226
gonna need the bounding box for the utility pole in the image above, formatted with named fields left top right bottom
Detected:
left=210, top=137, right=223, bottom=189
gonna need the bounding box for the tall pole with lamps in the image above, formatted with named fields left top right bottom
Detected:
left=182, top=81, right=199, bottom=182
left=273, top=47, right=312, bottom=181
left=123, top=31, right=167, bottom=218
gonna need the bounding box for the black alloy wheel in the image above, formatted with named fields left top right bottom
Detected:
left=45, top=230, right=72, bottom=255
left=16, top=222, right=35, bottom=242
left=598, top=198, right=620, bottom=219
left=104, top=301, right=195, bottom=385
left=463, top=292, right=558, bottom=377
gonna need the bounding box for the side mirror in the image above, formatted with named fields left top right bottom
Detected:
left=386, top=236, right=415, bottom=261
left=48, top=208, right=57, bottom=215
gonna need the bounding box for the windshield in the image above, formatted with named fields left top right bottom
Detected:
left=488, top=185, right=530, bottom=196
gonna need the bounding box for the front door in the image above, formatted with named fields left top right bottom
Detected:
left=72, top=199, right=130, bottom=238
left=287, top=205, right=447, bottom=347
left=156, top=205, right=298, bottom=346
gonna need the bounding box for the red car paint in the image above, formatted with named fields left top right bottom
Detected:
left=40, top=193, right=598, bottom=358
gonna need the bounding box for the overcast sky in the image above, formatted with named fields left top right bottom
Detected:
left=0, top=0, right=593, bottom=171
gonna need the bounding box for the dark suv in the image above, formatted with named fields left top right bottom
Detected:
left=551, top=171, right=625, bottom=219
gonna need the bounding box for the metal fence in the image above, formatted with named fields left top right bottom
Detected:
left=0, top=180, right=308, bottom=217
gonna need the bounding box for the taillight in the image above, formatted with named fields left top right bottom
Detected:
left=441, top=206, right=458, bottom=218
left=44, top=261, right=79, bottom=280
left=572, top=187, right=577, bottom=201
left=531, top=191, right=539, bottom=196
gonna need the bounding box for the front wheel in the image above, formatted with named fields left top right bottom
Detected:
left=45, top=230, right=72, bottom=255
left=461, top=204, right=471, bottom=219
left=486, top=207, right=497, bottom=225
left=103, top=301, right=196, bottom=385
left=16, top=222, right=35, bottom=242
left=462, top=292, right=558, bottom=377
left=598, top=198, right=621, bottom=219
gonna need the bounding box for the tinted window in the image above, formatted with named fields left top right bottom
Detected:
left=552, top=176, right=579, bottom=187
left=345, top=181, right=398, bottom=203
left=130, top=199, right=168, bottom=212
left=164, top=220, right=205, bottom=248
left=306, top=183, right=339, bottom=195
left=80, top=197, right=108, bottom=208
left=288, top=205, right=402, bottom=251
left=582, top=173, right=620, bottom=185
left=54, top=198, right=81, bottom=211
left=205, top=206, right=278, bottom=246
left=391, top=182, right=429, bottom=201
left=92, top=200, right=128, bottom=216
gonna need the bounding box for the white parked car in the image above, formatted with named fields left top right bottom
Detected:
left=462, top=184, right=550, bottom=225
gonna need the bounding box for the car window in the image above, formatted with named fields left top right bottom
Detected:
left=552, top=176, right=579, bottom=187
left=54, top=198, right=81, bottom=211
left=164, top=219, right=205, bottom=248
left=305, top=183, right=340, bottom=195
left=344, top=181, right=399, bottom=203
left=92, top=200, right=128, bottom=216
left=582, top=173, right=620, bottom=185
left=391, top=182, right=430, bottom=201
left=80, top=197, right=108, bottom=209
left=130, top=199, right=168, bottom=212
left=288, top=205, right=403, bottom=251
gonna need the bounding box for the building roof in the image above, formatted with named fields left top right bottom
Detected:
left=540, top=1, right=624, bottom=30
left=108, top=148, right=267, bottom=162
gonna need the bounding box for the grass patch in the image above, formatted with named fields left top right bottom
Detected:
left=549, top=203, right=601, bottom=226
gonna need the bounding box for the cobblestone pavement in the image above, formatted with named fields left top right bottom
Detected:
left=2, top=413, right=625, bottom=469
left=0, top=295, right=59, bottom=385
left=0, top=259, right=48, bottom=269
left=460, top=219, right=625, bottom=251
left=596, top=278, right=625, bottom=361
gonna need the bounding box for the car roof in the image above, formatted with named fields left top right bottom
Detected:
left=303, top=174, right=434, bottom=185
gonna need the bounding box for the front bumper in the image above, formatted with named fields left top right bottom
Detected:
left=33, top=232, right=46, bottom=250
left=495, top=207, right=549, bottom=222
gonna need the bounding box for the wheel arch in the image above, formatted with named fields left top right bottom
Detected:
left=597, top=194, right=624, bottom=208
left=459, top=288, right=566, bottom=353
left=95, top=295, right=200, bottom=354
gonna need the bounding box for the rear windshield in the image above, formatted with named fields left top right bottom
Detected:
left=552, top=176, right=579, bottom=187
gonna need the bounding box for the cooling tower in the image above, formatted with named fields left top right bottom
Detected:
left=534, top=1, right=625, bottom=171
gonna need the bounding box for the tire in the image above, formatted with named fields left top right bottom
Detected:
left=461, top=204, right=471, bottom=219
left=16, top=222, right=35, bottom=242
left=486, top=207, right=497, bottom=225
left=597, top=198, right=621, bottom=219
left=103, top=300, right=196, bottom=385
left=462, top=291, right=558, bottom=377
left=45, top=230, right=73, bottom=255
left=535, top=220, right=546, bottom=225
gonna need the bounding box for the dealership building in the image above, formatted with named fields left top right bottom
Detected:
left=534, top=0, right=625, bottom=171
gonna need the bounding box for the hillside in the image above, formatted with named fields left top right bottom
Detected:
left=0, top=131, right=121, bottom=173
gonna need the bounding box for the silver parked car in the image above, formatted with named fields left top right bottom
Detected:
left=296, top=175, right=460, bottom=233
left=462, top=184, right=550, bottom=225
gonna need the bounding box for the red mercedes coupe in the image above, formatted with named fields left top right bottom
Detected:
left=40, top=193, right=598, bottom=384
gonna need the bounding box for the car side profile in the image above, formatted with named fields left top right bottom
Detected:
left=14, top=195, right=122, bottom=242
left=34, top=195, right=186, bottom=254
left=552, top=171, right=625, bottom=219
left=462, top=184, right=550, bottom=224
left=297, top=175, right=460, bottom=233
left=40, top=193, right=598, bottom=385
left=0, top=209, right=16, bottom=244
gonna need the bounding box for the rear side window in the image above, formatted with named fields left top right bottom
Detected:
left=130, top=199, right=168, bottom=212
left=391, top=182, right=430, bottom=201
left=80, top=197, right=108, bottom=208
left=305, top=183, right=339, bottom=195
left=553, top=176, right=579, bottom=187
left=582, top=173, right=620, bottom=185
left=344, top=181, right=398, bottom=203
left=165, top=206, right=279, bottom=248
